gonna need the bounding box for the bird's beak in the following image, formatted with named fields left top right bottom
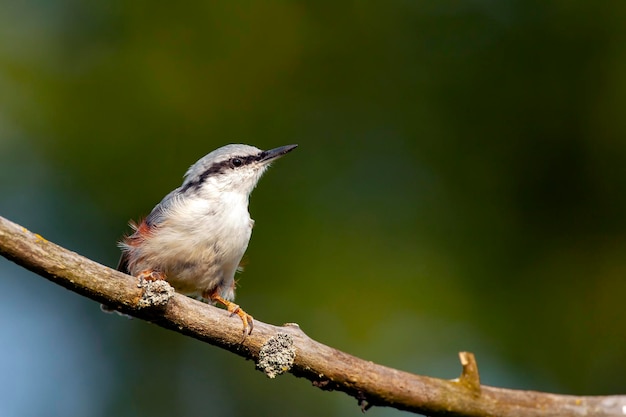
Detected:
left=259, top=144, right=298, bottom=163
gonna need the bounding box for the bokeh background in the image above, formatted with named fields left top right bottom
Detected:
left=1, top=2, right=626, bottom=416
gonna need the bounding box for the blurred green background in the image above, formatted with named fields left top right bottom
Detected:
left=1, top=1, right=626, bottom=416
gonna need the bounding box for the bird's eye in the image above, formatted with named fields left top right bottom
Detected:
left=231, top=158, right=243, bottom=167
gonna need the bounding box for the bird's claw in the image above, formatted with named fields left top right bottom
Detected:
left=206, top=293, right=254, bottom=342
left=227, top=303, right=254, bottom=341
left=137, top=270, right=166, bottom=281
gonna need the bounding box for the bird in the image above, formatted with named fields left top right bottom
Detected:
left=113, top=143, right=298, bottom=336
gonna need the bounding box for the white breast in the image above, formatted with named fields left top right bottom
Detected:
left=136, top=193, right=253, bottom=299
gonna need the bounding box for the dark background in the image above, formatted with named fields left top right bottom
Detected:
left=1, top=2, right=625, bottom=416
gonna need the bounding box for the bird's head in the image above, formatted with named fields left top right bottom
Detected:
left=181, top=144, right=298, bottom=197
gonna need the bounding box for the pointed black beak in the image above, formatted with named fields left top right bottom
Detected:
left=258, top=144, right=298, bottom=163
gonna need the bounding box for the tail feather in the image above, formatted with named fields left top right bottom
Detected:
left=116, top=252, right=130, bottom=275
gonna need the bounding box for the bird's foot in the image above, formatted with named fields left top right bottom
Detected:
left=137, top=269, right=166, bottom=281
left=207, top=293, right=254, bottom=340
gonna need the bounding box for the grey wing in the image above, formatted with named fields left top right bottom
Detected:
left=144, top=187, right=182, bottom=228
left=116, top=187, right=182, bottom=274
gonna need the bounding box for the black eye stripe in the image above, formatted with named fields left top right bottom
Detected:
left=182, top=154, right=259, bottom=193
left=234, top=155, right=257, bottom=166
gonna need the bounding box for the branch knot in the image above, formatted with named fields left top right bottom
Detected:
left=257, top=332, right=296, bottom=378
left=137, top=277, right=175, bottom=309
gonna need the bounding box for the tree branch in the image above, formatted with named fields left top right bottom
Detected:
left=1, top=214, right=624, bottom=416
